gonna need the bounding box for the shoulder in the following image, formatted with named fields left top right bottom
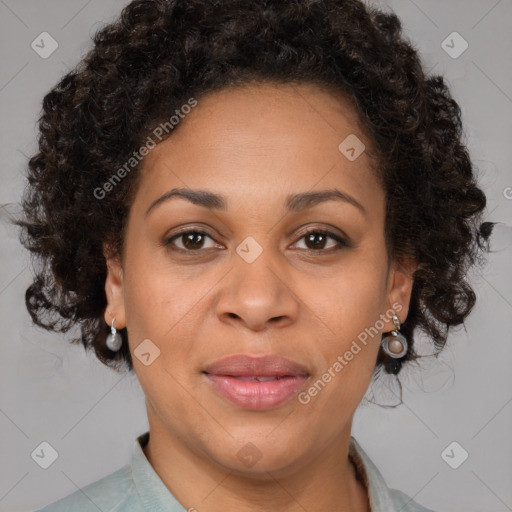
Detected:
left=389, top=488, right=437, bottom=512
left=34, top=464, right=143, bottom=512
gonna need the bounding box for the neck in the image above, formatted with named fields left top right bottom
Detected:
left=142, top=422, right=370, bottom=512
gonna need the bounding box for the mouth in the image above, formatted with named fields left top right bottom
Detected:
left=202, top=354, right=310, bottom=410
left=227, top=375, right=292, bottom=381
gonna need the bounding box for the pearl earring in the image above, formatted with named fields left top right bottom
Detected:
left=106, top=317, right=123, bottom=352
left=381, top=314, right=408, bottom=358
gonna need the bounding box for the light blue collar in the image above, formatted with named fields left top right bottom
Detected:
left=131, top=431, right=187, bottom=511
left=349, top=435, right=398, bottom=511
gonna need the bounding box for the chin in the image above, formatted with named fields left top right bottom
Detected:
left=203, top=432, right=308, bottom=477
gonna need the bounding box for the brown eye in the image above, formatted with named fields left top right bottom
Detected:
left=304, top=232, right=329, bottom=250
left=164, top=230, right=217, bottom=251
left=293, top=230, right=349, bottom=252
left=163, top=228, right=349, bottom=254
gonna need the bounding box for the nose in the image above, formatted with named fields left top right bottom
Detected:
left=215, top=254, right=299, bottom=332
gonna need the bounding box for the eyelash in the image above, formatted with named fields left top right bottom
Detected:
left=162, top=228, right=350, bottom=254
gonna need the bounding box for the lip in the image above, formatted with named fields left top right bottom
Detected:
left=203, top=354, right=310, bottom=410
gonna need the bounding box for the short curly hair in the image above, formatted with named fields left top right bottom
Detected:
left=15, top=0, right=494, bottom=378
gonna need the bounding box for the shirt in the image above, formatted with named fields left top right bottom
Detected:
left=35, top=431, right=436, bottom=512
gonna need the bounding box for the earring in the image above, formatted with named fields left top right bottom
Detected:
left=381, top=314, right=408, bottom=358
left=106, top=317, right=123, bottom=352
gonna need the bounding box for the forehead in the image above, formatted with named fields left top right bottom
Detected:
left=134, top=82, right=382, bottom=210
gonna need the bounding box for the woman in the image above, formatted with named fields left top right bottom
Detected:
left=17, top=0, right=494, bottom=510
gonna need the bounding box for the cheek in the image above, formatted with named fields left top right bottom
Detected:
left=122, top=250, right=208, bottom=398
left=122, top=245, right=200, bottom=341
left=302, top=250, right=388, bottom=396
left=301, top=279, right=385, bottom=421
left=308, top=256, right=388, bottom=341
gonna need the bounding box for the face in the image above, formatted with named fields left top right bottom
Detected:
left=104, top=82, right=415, bottom=477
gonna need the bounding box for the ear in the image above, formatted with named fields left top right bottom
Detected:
left=384, top=255, right=418, bottom=330
left=103, top=243, right=126, bottom=329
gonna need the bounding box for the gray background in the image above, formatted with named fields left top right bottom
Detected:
left=1, top=1, right=511, bottom=511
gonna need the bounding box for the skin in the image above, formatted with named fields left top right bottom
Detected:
left=103, top=82, right=417, bottom=512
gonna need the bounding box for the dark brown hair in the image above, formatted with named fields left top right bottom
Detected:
left=15, top=0, right=494, bottom=380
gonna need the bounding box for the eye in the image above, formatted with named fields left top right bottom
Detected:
left=163, top=228, right=350, bottom=254
left=292, top=229, right=349, bottom=252
left=163, top=230, right=220, bottom=252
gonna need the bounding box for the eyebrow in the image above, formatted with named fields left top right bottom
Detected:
left=144, top=187, right=367, bottom=218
